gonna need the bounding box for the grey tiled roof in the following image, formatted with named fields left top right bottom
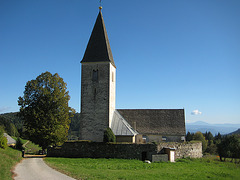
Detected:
left=81, top=11, right=115, bottom=67
left=3, top=133, right=16, bottom=145
left=111, top=110, right=138, bottom=136
left=117, top=109, right=186, bottom=136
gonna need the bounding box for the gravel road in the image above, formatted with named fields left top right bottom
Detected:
left=13, top=157, right=75, bottom=180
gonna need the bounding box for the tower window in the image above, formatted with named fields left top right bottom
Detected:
left=92, top=70, right=98, bottom=82
left=112, top=72, right=114, bottom=82
left=94, top=88, right=97, bottom=100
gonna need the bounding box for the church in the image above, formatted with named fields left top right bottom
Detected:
left=79, top=7, right=186, bottom=143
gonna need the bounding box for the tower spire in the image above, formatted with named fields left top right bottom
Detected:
left=81, top=5, right=115, bottom=67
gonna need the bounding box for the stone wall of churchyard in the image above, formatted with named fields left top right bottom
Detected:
left=47, top=141, right=202, bottom=161
left=47, top=141, right=157, bottom=161
left=157, top=142, right=202, bottom=159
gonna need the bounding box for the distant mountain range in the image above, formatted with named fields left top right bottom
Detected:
left=186, top=121, right=240, bottom=135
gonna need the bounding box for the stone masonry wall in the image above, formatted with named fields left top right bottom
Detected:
left=80, top=63, right=111, bottom=142
left=48, top=141, right=202, bottom=161
left=48, top=142, right=156, bottom=161
left=157, top=142, right=202, bottom=159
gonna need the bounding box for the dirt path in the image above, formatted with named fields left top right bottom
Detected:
left=13, top=156, right=75, bottom=180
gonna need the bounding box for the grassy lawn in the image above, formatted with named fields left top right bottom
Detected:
left=12, top=137, right=41, bottom=154
left=23, top=141, right=41, bottom=154
left=44, top=157, right=240, bottom=180
left=0, top=147, right=22, bottom=180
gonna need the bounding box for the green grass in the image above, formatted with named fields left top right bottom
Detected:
left=12, top=137, right=28, bottom=144
left=12, top=137, right=41, bottom=154
left=0, top=147, right=22, bottom=180
left=44, top=157, right=240, bottom=180
left=24, top=141, right=41, bottom=154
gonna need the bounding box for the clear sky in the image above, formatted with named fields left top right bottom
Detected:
left=0, top=0, right=239, bottom=124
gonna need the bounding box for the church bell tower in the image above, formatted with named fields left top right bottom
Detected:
left=79, top=7, right=116, bottom=142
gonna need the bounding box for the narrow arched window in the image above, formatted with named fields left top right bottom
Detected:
left=94, top=88, right=97, bottom=100
left=92, top=70, right=98, bottom=82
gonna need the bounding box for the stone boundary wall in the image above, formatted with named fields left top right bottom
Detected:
left=157, top=142, right=202, bottom=159
left=47, top=141, right=202, bottom=161
left=47, top=142, right=157, bottom=161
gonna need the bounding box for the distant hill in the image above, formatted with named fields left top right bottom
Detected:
left=0, top=114, right=20, bottom=137
left=186, top=121, right=240, bottom=135
left=0, top=112, right=23, bottom=130
left=228, top=128, right=240, bottom=135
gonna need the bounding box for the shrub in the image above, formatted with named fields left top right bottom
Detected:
left=103, top=128, right=116, bottom=143
left=0, top=126, right=8, bottom=149
left=16, top=137, right=23, bottom=150
left=0, top=136, right=8, bottom=149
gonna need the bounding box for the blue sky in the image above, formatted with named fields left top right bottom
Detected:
left=0, top=0, right=239, bottom=124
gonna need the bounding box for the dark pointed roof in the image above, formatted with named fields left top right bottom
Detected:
left=81, top=11, right=115, bottom=67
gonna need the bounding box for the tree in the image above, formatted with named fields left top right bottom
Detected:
left=0, top=112, right=24, bottom=136
left=0, top=116, right=19, bottom=137
left=193, top=131, right=207, bottom=152
left=18, top=71, right=74, bottom=149
left=217, top=135, right=240, bottom=162
left=16, top=137, right=23, bottom=150
left=103, top=128, right=116, bottom=143
left=204, top=131, right=214, bottom=142
left=186, top=131, right=194, bottom=141
left=214, top=132, right=222, bottom=144
left=203, top=131, right=217, bottom=154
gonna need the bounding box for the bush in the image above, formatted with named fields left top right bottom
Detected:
left=103, top=128, right=116, bottom=143
left=0, top=126, right=8, bottom=149
left=16, top=137, right=23, bottom=150
left=205, top=143, right=217, bottom=155
left=0, top=136, right=8, bottom=149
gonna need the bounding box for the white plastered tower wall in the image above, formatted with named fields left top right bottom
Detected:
left=109, top=63, right=116, bottom=127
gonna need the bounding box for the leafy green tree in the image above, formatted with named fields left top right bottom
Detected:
left=217, top=135, right=240, bottom=161
left=0, top=126, right=8, bottom=149
left=193, top=131, right=207, bottom=152
left=18, top=71, right=74, bottom=149
left=103, top=128, right=116, bottom=143
left=205, top=142, right=217, bottom=154
left=16, top=137, right=23, bottom=150
left=69, top=113, right=81, bottom=131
